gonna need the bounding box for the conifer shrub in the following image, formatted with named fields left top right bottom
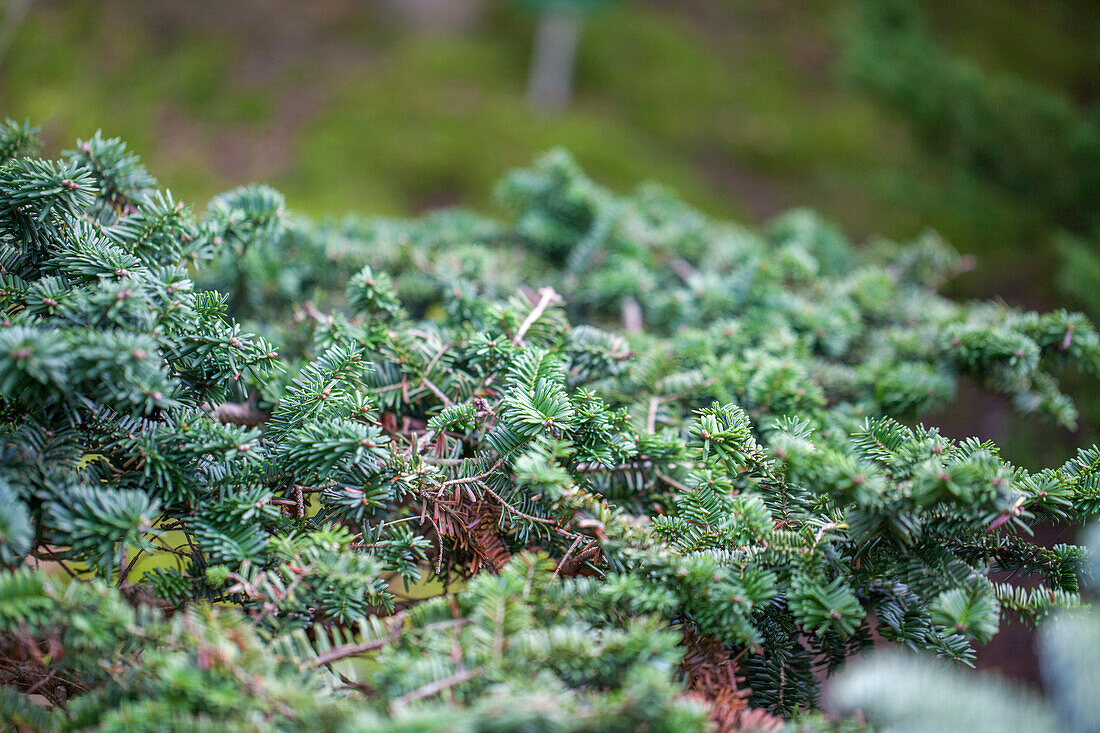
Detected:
left=829, top=524, right=1100, bottom=732
left=2, top=121, right=1100, bottom=731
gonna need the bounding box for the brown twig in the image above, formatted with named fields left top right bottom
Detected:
left=208, top=401, right=266, bottom=426
left=655, top=469, right=690, bottom=493
left=295, top=483, right=336, bottom=494
left=390, top=668, right=480, bottom=709
left=298, top=300, right=333, bottom=326
left=621, top=296, right=644, bottom=334
left=478, top=483, right=560, bottom=526
left=554, top=534, right=584, bottom=577
left=420, top=377, right=453, bottom=408
left=668, top=255, right=699, bottom=284
left=646, top=397, right=660, bottom=434
left=437, top=458, right=505, bottom=495
left=512, top=287, right=561, bottom=344
left=307, top=614, right=405, bottom=668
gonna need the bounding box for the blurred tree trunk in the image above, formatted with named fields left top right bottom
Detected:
left=527, top=8, right=581, bottom=113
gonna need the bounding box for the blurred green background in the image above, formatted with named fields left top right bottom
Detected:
left=2, top=0, right=1099, bottom=459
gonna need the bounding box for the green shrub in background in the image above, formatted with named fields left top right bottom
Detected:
left=3, top=122, right=1100, bottom=731
left=846, top=0, right=1100, bottom=236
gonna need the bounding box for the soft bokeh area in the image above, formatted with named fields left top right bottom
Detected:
left=2, top=1, right=1094, bottom=297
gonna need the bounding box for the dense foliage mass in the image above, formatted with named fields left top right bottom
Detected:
left=3, top=121, right=1100, bottom=731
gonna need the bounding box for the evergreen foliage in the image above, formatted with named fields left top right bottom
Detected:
left=829, top=524, right=1100, bottom=732
left=2, top=122, right=1100, bottom=730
